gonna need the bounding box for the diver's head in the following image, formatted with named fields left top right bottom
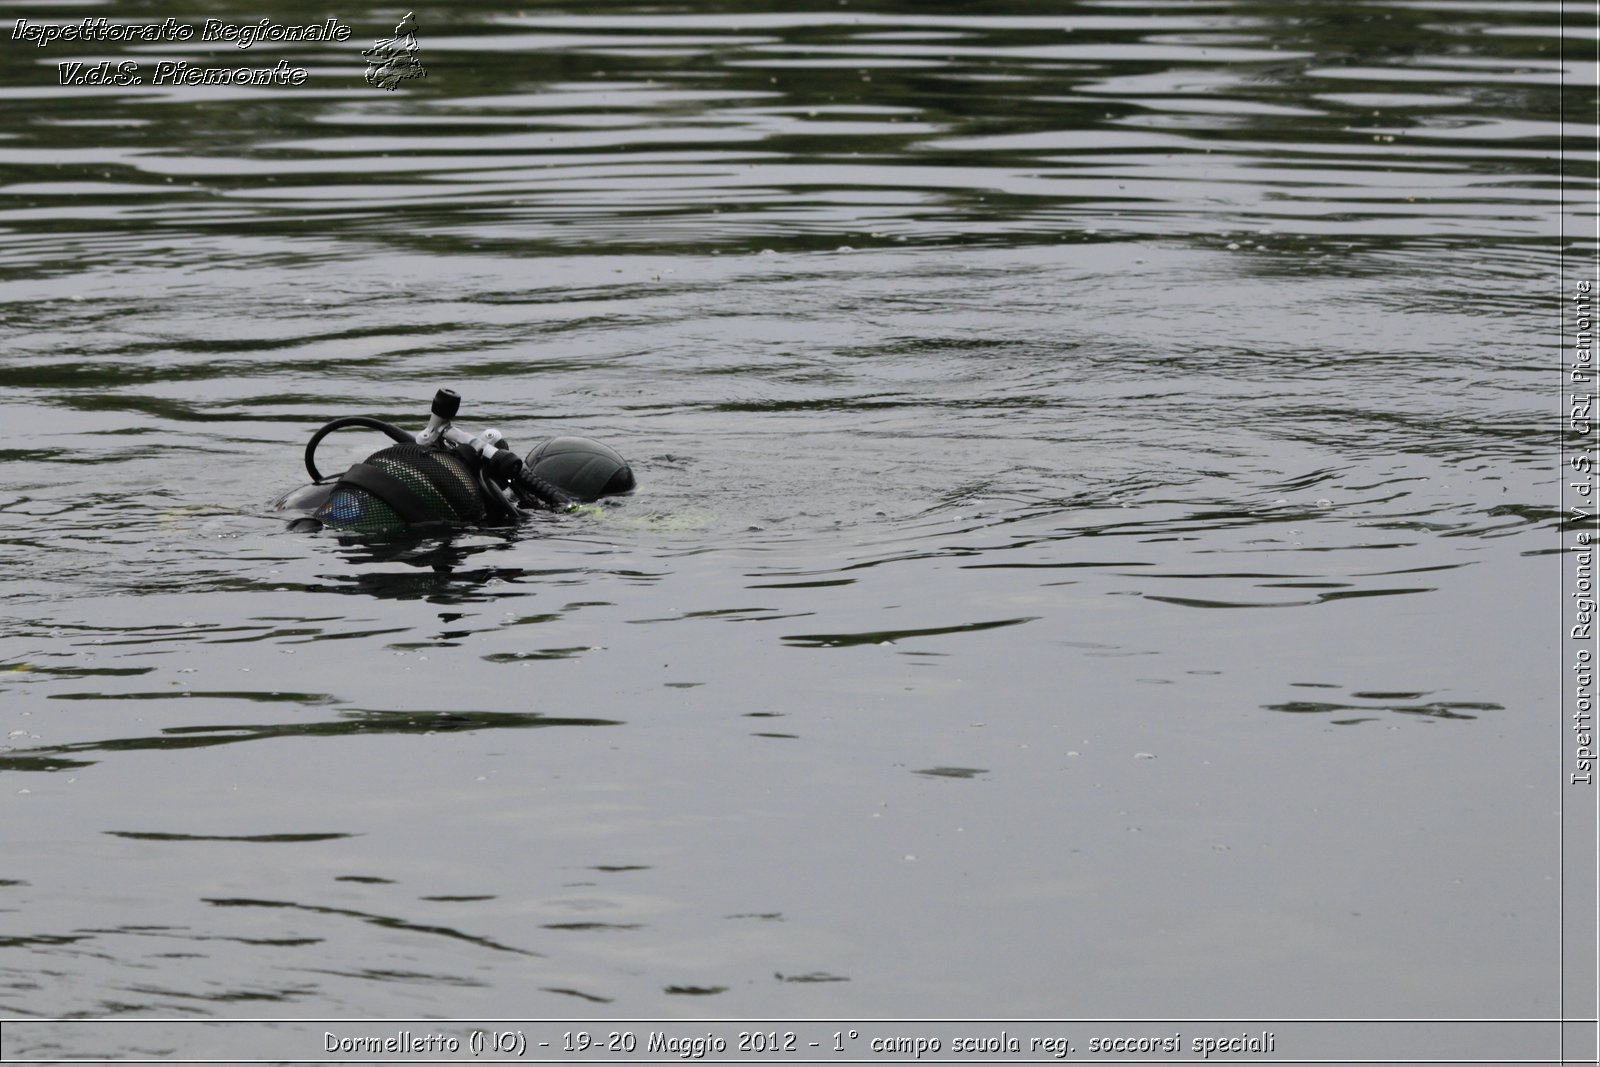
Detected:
left=523, top=436, right=636, bottom=502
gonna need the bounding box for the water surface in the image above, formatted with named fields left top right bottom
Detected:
left=0, top=0, right=1586, bottom=1052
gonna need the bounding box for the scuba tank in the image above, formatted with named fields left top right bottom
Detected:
left=280, top=388, right=635, bottom=535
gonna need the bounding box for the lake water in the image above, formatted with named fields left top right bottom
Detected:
left=0, top=1, right=1593, bottom=1061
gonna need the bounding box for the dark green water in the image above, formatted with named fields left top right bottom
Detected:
left=0, top=0, right=1591, bottom=1057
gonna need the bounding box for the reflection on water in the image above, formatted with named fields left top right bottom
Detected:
left=0, top=708, right=623, bottom=775
left=0, top=2, right=1579, bottom=254
left=0, top=0, right=1582, bottom=1042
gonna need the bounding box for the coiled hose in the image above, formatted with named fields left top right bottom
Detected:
left=303, top=416, right=413, bottom=483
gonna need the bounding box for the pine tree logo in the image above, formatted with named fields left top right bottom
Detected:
left=363, top=12, right=426, bottom=90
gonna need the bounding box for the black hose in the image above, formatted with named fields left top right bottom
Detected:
left=475, top=464, right=522, bottom=523
left=303, top=415, right=413, bottom=483
left=514, top=466, right=579, bottom=511
left=476, top=446, right=577, bottom=512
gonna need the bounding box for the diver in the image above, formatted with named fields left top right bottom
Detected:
left=278, top=388, right=635, bottom=535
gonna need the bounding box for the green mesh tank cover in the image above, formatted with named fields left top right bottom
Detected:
left=313, top=443, right=487, bottom=535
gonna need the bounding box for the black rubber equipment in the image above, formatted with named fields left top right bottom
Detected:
left=288, top=391, right=634, bottom=537
left=524, top=436, right=636, bottom=502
